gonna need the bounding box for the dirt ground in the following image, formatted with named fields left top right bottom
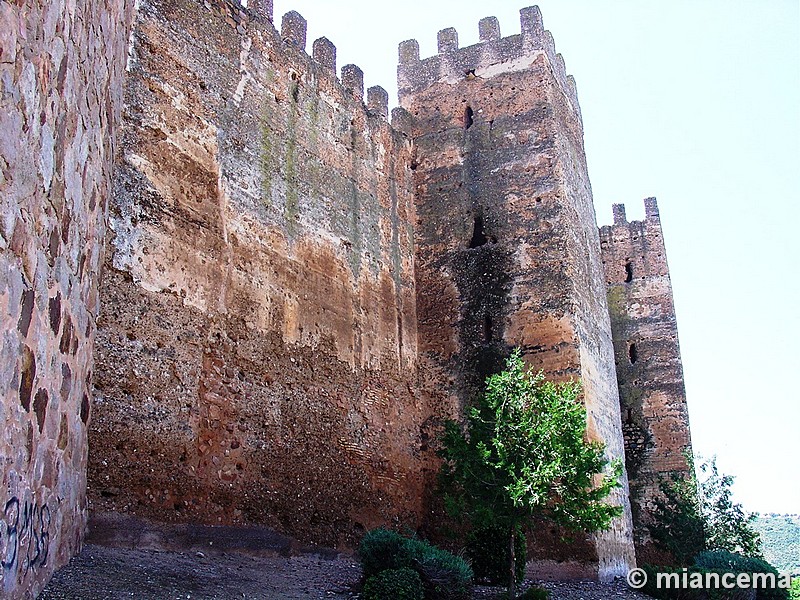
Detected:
left=39, top=543, right=651, bottom=600
left=39, top=543, right=360, bottom=599
left=38, top=515, right=652, bottom=599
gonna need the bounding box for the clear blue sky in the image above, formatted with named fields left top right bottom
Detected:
left=272, top=0, right=800, bottom=515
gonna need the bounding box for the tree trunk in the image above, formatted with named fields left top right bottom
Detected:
left=509, top=524, right=516, bottom=599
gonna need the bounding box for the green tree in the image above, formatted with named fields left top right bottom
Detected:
left=649, top=456, right=763, bottom=564
left=438, top=350, right=623, bottom=598
left=648, top=460, right=706, bottom=564
left=700, top=458, right=763, bottom=557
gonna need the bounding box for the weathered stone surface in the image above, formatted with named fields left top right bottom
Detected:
left=90, top=0, right=428, bottom=550
left=399, top=8, right=635, bottom=581
left=600, top=198, right=694, bottom=564
left=0, top=0, right=135, bottom=596
left=1, top=3, right=695, bottom=596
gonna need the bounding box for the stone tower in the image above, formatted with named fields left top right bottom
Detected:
left=398, top=7, right=636, bottom=580
left=599, top=198, right=694, bottom=562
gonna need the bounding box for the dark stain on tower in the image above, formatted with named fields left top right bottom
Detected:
left=600, top=198, right=694, bottom=564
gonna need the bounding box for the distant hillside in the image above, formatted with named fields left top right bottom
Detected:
left=754, top=514, right=800, bottom=575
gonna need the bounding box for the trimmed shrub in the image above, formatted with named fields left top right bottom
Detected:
left=401, top=537, right=473, bottom=600
left=362, top=567, right=424, bottom=600
left=465, top=524, right=526, bottom=584
left=359, top=528, right=407, bottom=579
left=789, top=578, right=799, bottom=600
left=695, top=550, right=777, bottom=573
left=357, top=529, right=473, bottom=600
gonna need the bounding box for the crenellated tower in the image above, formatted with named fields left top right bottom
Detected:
left=398, top=7, right=636, bottom=580
left=599, top=198, right=694, bottom=563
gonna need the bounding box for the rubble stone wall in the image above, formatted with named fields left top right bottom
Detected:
left=0, top=0, right=134, bottom=596
left=1, top=2, right=696, bottom=595
left=89, top=0, right=431, bottom=550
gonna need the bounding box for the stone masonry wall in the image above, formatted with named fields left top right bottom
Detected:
left=398, top=8, right=635, bottom=581
left=599, top=198, right=694, bottom=563
left=0, top=0, right=134, bottom=596
left=89, top=0, right=431, bottom=549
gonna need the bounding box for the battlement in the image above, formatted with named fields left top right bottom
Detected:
left=397, top=6, right=581, bottom=120
left=599, top=198, right=669, bottom=283
left=600, top=197, right=661, bottom=235
left=199, top=1, right=396, bottom=123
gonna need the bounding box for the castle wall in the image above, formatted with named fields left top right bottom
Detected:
left=0, top=0, right=134, bottom=596
left=599, top=198, right=694, bottom=563
left=90, top=0, right=432, bottom=548
left=398, top=8, right=635, bottom=581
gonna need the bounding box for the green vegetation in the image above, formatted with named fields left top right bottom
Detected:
left=699, top=459, right=763, bottom=557
left=694, top=551, right=787, bottom=600
left=648, top=465, right=706, bottom=564
left=362, top=567, right=424, bottom=600
left=649, top=456, right=762, bottom=564
left=358, top=528, right=472, bottom=600
left=753, top=514, right=800, bottom=575
left=518, top=586, right=550, bottom=600
left=643, top=461, right=792, bottom=600
left=694, top=549, right=774, bottom=572
left=438, top=349, right=623, bottom=599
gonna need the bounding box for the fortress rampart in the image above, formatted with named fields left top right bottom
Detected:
left=0, top=2, right=693, bottom=597
left=90, top=0, right=431, bottom=552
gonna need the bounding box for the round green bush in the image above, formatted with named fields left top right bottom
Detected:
left=362, top=567, right=424, bottom=600
left=357, top=529, right=473, bottom=600
left=358, top=528, right=407, bottom=579
left=465, top=524, right=526, bottom=584
left=399, top=537, right=473, bottom=600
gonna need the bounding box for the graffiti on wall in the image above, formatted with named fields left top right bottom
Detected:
left=1, top=496, right=51, bottom=578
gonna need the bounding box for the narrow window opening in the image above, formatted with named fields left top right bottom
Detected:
left=464, top=106, right=474, bottom=129
left=484, top=314, right=493, bottom=344
left=469, top=215, right=488, bottom=248
left=629, top=343, right=638, bottom=365
left=291, top=82, right=300, bottom=103
left=624, top=261, right=633, bottom=283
